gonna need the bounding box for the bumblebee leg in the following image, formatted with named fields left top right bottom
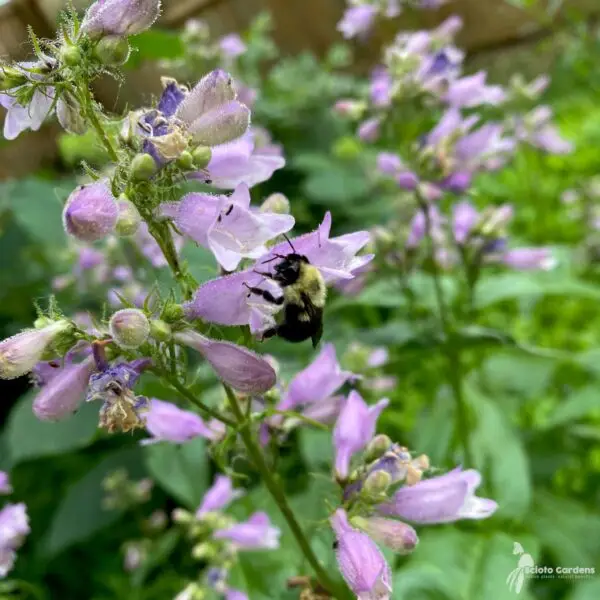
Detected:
left=262, top=327, right=278, bottom=339
left=242, top=283, right=284, bottom=305
left=252, top=270, right=276, bottom=279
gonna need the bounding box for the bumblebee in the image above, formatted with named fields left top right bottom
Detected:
left=244, top=237, right=326, bottom=347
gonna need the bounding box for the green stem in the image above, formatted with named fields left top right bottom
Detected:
left=416, top=194, right=474, bottom=467
left=223, top=384, right=349, bottom=599
left=164, top=374, right=236, bottom=427
left=81, top=86, right=119, bottom=163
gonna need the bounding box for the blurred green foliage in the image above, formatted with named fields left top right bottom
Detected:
left=1, top=8, right=600, bottom=600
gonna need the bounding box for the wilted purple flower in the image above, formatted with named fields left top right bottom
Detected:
left=379, top=468, right=498, bottom=523
left=279, top=343, right=353, bottom=411
left=82, top=0, right=162, bottom=38
left=0, top=62, right=55, bottom=140
left=196, top=475, right=243, bottom=517
left=191, top=132, right=285, bottom=189
left=219, top=33, right=247, bottom=59
left=144, top=399, right=225, bottom=444
left=337, top=5, right=378, bottom=39
left=173, top=329, right=277, bottom=394
left=0, top=473, right=11, bottom=495
left=502, top=247, right=555, bottom=270
left=330, top=509, right=392, bottom=600
left=214, top=511, right=280, bottom=550
left=358, top=117, right=381, bottom=142
left=33, top=356, right=95, bottom=421
left=0, top=503, right=29, bottom=578
left=453, top=201, right=479, bottom=244
left=444, top=71, right=506, bottom=108
left=370, top=66, right=392, bottom=108
left=63, top=182, right=118, bottom=242
left=352, top=515, right=418, bottom=554
left=0, top=320, right=71, bottom=380
left=184, top=212, right=373, bottom=334
left=87, top=359, right=151, bottom=432
left=333, top=391, right=389, bottom=479
left=163, top=183, right=293, bottom=271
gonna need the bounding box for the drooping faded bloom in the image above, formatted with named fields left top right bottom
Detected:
left=330, top=509, right=392, bottom=600
left=378, top=468, right=498, bottom=523
left=139, top=71, right=250, bottom=165
left=160, top=183, right=294, bottom=271
left=143, top=399, right=225, bottom=444
left=62, top=182, right=119, bottom=242
left=86, top=359, right=152, bottom=432
left=0, top=473, right=11, bottom=496
left=190, top=131, right=285, bottom=189
left=184, top=212, right=373, bottom=335
left=213, top=511, right=280, bottom=550
left=0, top=320, right=72, bottom=380
left=277, top=343, right=353, bottom=423
left=82, top=0, right=162, bottom=38
left=196, top=475, right=243, bottom=517
left=0, top=503, right=30, bottom=578
left=334, top=391, right=389, bottom=479
left=173, top=329, right=277, bottom=394
left=33, top=356, right=96, bottom=421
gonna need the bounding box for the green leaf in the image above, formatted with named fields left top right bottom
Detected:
left=467, top=385, right=532, bottom=519
left=568, top=579, right=600, bottom=600
left=144, top=437, right=208, bottom=509
left=5, top=178, right=71, bottom=247
left=299, top=428, right=333, bottom=470
left=302, top=167, right=369, bottom=204
left=542, top=385, right=600, bottom=428
left=532, top=490, right=600, bottom=568
left=43, top=447, right=145, bottom=556
left=6, top=392, right=99, bottom=466
left=395, top=529, right=540, bottom=600
left=475, top=272, right=600, bottom=308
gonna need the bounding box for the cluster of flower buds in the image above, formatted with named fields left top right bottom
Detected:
left=172, top=475, right=279, bottom=600
left=0, top=472, right=30, bottom=578
left=102, top=470, right=154, bottom=511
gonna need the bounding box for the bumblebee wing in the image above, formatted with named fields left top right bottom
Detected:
left=301, top=292, right=324, bottom=348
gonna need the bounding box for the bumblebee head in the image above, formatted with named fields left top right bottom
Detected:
left=272, top=253, right=309, bottom=285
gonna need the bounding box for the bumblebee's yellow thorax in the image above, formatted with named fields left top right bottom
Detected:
left=283, top=264, right=327, bottom=307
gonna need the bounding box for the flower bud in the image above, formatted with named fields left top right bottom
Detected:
left=82, top=0, right=162, bottom=39
left=191, top=146, right=211, bottom=169
left=63, top=182, right=118, bottom=242
left=94, top=35, right=131, bottom=65
left=333, top=136, right=361, bottom=160
left=149, top=319, right=171, bottom=342
left=259, top=193, right=290, bottom=215
left=131, top=153, right=157, bottom=181
left=59, top=45, right=82, bottom=67
left=0, top=66, right=28, bottom=90
left=363, top=469, right=392, bottom=496
left=115, top=197, right=142, bottom=236
left=176, top=150, right=195, bottom=170
left=172, top=508, right=193, bottom=524
left=351, top=515, right=418, bottom=554
left=109, top=309, right=150, bottom=349
left=364, top=434, right=392, bottom=463
left=191, top=542, right=217, bottom=560
left=0, top=321, right=72, bottom=380
left=162, top=304, right=185, bottom=322
left=397, top=171, right=419, bottom=191
left=175, top=583, right=205, bottom=600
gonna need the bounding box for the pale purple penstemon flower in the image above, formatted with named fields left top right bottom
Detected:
left=329, top=398, right=497, bottom=599
left=0, top=472, right=30, bottom=578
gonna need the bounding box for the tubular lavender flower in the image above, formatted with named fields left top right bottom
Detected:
left=0, top=320, right=72, bottom=380
left=196, top=475, right=243, bottom=517
left=213, top=511, right=281, bottom=550
left=173, top=329, right=277, bottom=394
left=330, top=509, right=392, bottom=600
left=143, top=399, right=225, bottom=444
left=0, top=503, right=30, bottom=578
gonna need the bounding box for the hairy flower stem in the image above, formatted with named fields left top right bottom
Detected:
left=81, top=86, right=119, bottom=163
left=223, top=384, right=350, bottom=600
left=416, top=195, right=474, bottom=468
